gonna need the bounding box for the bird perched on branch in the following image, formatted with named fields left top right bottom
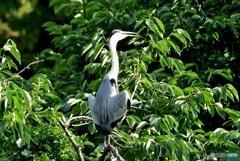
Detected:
left=88, top=30, right=136, bottom=138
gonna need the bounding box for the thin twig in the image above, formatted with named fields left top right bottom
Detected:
left=8, top=149, right=22, bottom=160
left=65, top=116, right=92, bottom=126
left=131, top=74, right=141, bottom=100
left=0, top=60, right=44, bottom=81
left=195, top=0, right=205, bottom=15
left=131, top=106, right=152, bottom=113
left=59, top=120, right=84, bottom=161
left=111, top=136, right=134, bottom=148
left=72, top=122, right=90, bottom=127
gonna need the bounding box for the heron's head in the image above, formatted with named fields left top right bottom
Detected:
left=110, top=29, right=136, bottom=42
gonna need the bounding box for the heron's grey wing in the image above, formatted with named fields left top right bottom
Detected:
left=88, top=94, right=99, bottom=124
left=107, top=90, right=131, bottom=124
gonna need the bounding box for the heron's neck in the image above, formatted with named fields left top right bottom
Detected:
left=109, top=39, right=119, bottom=78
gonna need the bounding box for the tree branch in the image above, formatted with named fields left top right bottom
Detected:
left=65, top=115, right=92, bottom=126
left=99, top=144, right=125, bottom=161
left=0, top=60, right=44, bottom=81
left=59, top=115, right=92, bottom=161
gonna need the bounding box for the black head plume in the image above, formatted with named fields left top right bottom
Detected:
left=110, top=29, right=121, bottom=37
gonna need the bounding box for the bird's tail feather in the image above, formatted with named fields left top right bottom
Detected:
left=95, top=123, right=112, bottom=135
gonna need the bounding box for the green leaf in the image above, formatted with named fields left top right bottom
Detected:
left=154, top=143, right=161, bottom=159
left=67, top=54, right=77, bottom=66
left=126, top=116, right=136, bottom=128
left=213, top=69, right=233, bottom=82
left=1, top=69, right=13, bottom=77
left=165, top=115, right=179, bottom=128
left=195, top=129, right=205, bottom=133
left=49, top=0, right=64, bottom=7
left=224, top=133, right=230, bottom=144
left=15, top=111, right=24, bottom=125
left=82, top=43, right=92, bottom=56
left=55, top=3, right=70, bottom=14
left=16, top=138, right=25, bottom=148
left=136, top=121, right=148, bottom=132
left=0, top=121, right=7, bottom=133
left=13, top=96, right=22, bottom=111
left=82, top=63, right=92, bottom=73
left=6, top=56, right=18, bottom=70
left=5, top=40, right=21, bottom=64
left=43, top=21, right=58, bottom=28
left=142, top=77, right=152, bottom=89
left=168, top=40, right=180, bottom=53
left=22, top=90, right=32, bottom=109
left=160, top=12, right=173, bottom=19
left=226, top=84, right=239, bottom=101
left=94, top=43, right=105, bottom=60
left=145, top=139, right=153, bottom=152
left=229, top=131, right=240, bottom=140
left=85, top=49, right=94, bottom=61
left=189, top=100, right=198, bottom=118
left=224, top=108, right=239, bottom=122
left=153, top=17, right=165, bottom=32
left=83, top=141, right=95, bottom=147
left=172, top=85, right=184, bottom=96
left=173, top=33, right=187, bottom=45
left=229, top=23, right=239, bottom=38
left=231, top=13, right=240, bottom=20
left=10, top=49, right=21, bottom=65
left=219, top=86, right=227, bottom=101
left=171, top=58, right=184, bottom=74
left=161, top=119, right=170, bottom=134
left=203, top=92, right=214, bottom=103
left=94, top=10, right=112, bottom=18
left=160, top=55, right=172, bottom=68
left=191, top=14, right=201, bottom=20
left=212, top=32, right=219, bottom=40
left=86, top=5, right=100, bottom=14
left=46, top=53, right=62, bottom=62
left=214, top=128, right=227, bottom=133
left=156, top=40, right=168, bottom=55
left=21, top=149, right=32, bottom=157
left=207, top=105, right=215, bottom=117
left=176, top=29, right=191, bottom=41
left=61, top=24, right=72, bottom=34
left=149, top=34, right=159, bottom=45
left=214, top=102, right=225, bottom=119
left=146, top=19, right=162, bottom=38
left=70, top=18, right=84, bottom=25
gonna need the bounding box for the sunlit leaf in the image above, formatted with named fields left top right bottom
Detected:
left=16, top=138, right=25, bottom=148
left=153, top=17, right=165, bottom=32
left=226, top=84, right=239, bottom=101
left=214, top=102, right=225, bottom=119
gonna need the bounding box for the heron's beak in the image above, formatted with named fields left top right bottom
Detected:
left=122, top=31, right=137, bottom=37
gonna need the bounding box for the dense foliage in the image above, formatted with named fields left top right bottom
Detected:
left=1, top=0, right=240, bottom=160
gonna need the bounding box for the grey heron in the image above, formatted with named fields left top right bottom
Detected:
left=88, top=29, right=136, bottom=137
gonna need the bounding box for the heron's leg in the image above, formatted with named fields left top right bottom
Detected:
left=107, top=134, right=110, bottom=146
left=104, top=135, right=111, bottom=146
left=103, top=135, right=112, bottom=157
left=104, top=135, right=107, bottom=147
left=106, top=135, right=112, bottom=157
